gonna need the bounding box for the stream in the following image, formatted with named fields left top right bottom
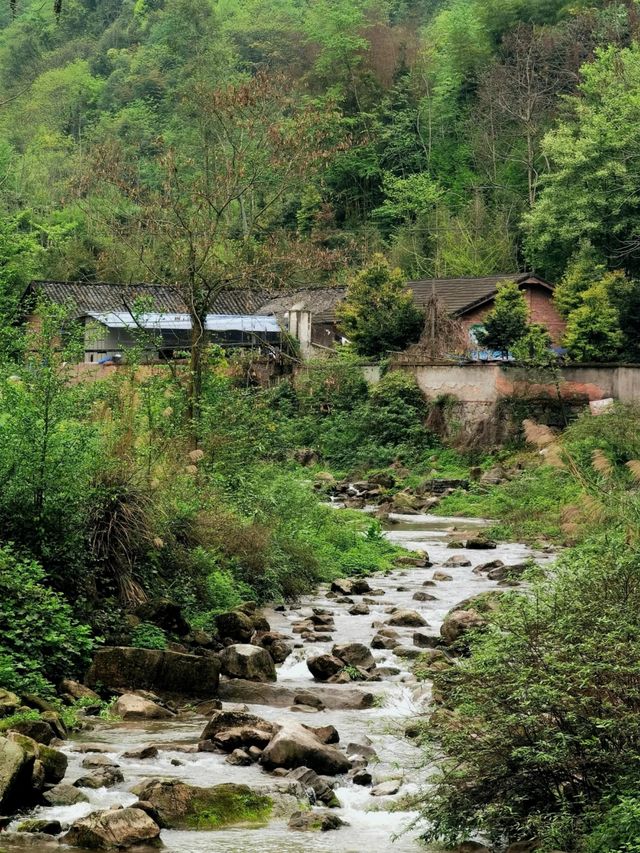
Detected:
left=6, top=512, right=551, bottom=852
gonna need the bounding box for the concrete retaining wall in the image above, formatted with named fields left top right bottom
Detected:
left=391, top=362, right=640, bottom=435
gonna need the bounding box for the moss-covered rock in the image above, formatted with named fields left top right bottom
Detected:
left=132, top=780, right=273, bottom=829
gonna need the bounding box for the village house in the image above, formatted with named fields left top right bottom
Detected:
left=22, top=273, right=564, bottom=364
left=22, top=281, right=282, bottom=363
left=285, top=272, right=565, bottom=355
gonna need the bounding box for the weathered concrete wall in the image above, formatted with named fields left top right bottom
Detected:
left=392, top=361, right=640, bottom=439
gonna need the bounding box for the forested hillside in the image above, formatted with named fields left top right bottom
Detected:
left=0, top=0, right=639, bottom=312
left=3, top=4, right=640, bottom=853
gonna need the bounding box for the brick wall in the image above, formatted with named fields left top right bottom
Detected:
left=460, top=284, right=566, bottom=344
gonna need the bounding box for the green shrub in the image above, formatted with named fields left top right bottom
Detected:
left=585, top=798, right=640, bottom=853
left=421, top=532, right=640, bottom=850
left=0, top=544, right=93, bottom=695
left=131, top=621, right=167, bottom=650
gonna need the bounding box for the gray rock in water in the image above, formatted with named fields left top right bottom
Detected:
left=386, top=610, right=428, bottom=628
left=412, top=591, right=436, bottom=602
left=73, top=766, right=124, bottom=789
left=370, top=779, right=401, bottom=797
left=393, top=646, right=422, bottom=659
left=113, top=694, right=173, bottom=721
left=293, top=692, right=325, bottom=710
left=332, top=643, right=375, bottom=671
left=226, top=748, right=252, bottom=766
left=16, top=819, right=61, bottom=836
left=351, top=769, right=372, bottom=786
left=260, top=722, right=351, bottom=776
left=287, top=766, right=340, bottom=807
left=288, top=809, right=346, bottom=832
left=63, top=806, right=161, bottom=849
left=307, top=654, right=343, bottom=682
left=122, top=745, right=158, bottom=761
left=43, top=783, right=89, bottom=806
left=443, top=555, right=472, bottom=568
left=81, top=754, right=118, bottom=769
left=413, top=631, right=441, bottom=649
left=219, top=644, right=277, bottom=683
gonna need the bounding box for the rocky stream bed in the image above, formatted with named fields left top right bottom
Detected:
left=0, top=511, right=551, bottom=853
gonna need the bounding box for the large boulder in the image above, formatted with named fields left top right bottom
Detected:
left=219, top=645, right=277, bottom=683
left=86, top=647, right=220, bottom=697
left=201, top=710, right=276, bottom=752
left=132, top=779, right=274, bottom=829
left=64, top=807, right=161, bottom=849
left=332, top=643, right=375, bottom=671
left=260, top=722, right=351, bottom=776
left=113, top=693, right=174, bottom=721
left=0, top=736, right=34, bottom=812
left=440, top=609, right=487, bottom=645
left=215, top=610, right=255, bottom=643
left=307, top=655, right=343, bottom=682
left=386, top=610, right=428, bottom=628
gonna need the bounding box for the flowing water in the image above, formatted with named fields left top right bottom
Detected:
left=5, top=512, right=551, bottom=853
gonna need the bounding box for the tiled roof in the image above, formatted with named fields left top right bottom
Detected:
left=406, top=273, right=550, bottom=314
left=311, top=273, right=551, bottom=323
left=257, top=287, right=345, bottom=322
left=25, top=281, right=269, bottom=316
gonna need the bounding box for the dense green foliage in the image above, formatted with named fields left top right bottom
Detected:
left=1, top=0, right=640, bottom=354
left=0, top=312, right=413, bottom=689
left=423, top=532, right=640, bottom=849
left=0, top=544, right=93, bottom=695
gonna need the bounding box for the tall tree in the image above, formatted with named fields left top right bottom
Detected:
left=525, top=43, right=640, bottom=278
left=81, top=73, right=337, bottom=442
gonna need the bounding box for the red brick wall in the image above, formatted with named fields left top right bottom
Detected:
left=460, top=284, right=566, bottom=345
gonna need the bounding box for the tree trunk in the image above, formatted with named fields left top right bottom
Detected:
left=187, top=310, right=205, bottom=449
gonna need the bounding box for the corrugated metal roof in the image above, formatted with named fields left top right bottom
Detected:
left=87, top=312, right=280, bottom=333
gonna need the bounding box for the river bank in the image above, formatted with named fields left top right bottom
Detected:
left=1, top=509, right=551, bottom=853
